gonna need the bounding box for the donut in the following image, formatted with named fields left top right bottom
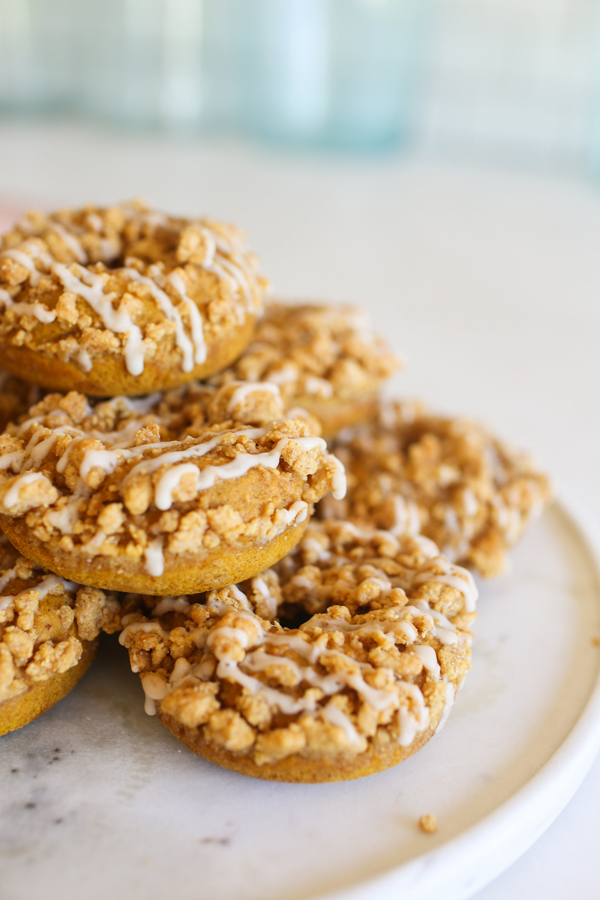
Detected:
left=209, top=301, right=401, bottom=437
left=118, top=519, right=476, bottom=782
left=0, top=201, right=267, bottom=396
left=320, top=400, right=552, bottom=577
left=0, top=384, right=346, bottom=595
left=0, top=538, right=121, bottom=736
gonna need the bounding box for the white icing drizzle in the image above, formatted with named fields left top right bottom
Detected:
left=86, top=213, right=103, bottom=232
left=390, top=494, right=421, bottom=536
left=153, top=463, right=198, bottom=510
left=123, top=268, right=196, bottom=373
left=217, top=659, right=308, bottom=715
left=0, top=451, right=26, bottom=471
left=22, top=433, right=60, bottom=471
left=53, top=263, right=145, bottom=376
left=322, top=702, right=363, bottom=745
left=252, top=577, right=278, bottom=619
left=166, top=271, right=207, bottom=365
left=268, top=364, right=297, bottom=386
left=119, top=620, right=170, bottom=643
left=7, top=301, right=57, bottom=323
left=76, top=348, right=92, bottom=372
left=444, top=506, right=460, bottom=535
left=278, top=501, right=308, bottom=527
left=229, top=584, right=253, bottom=610
left=286, top=406, right=312, bottom=421
left=2, top=472, right=53, bottom=510
left=119, top=394, right=163, bottom=415
left=46, top=499, right=83, bottom=535
left=307, top=611, right=419, bottom=646
left=140, top=672, right=171, bottom=715
left=330, top=455, right=347, bottom=500
left=0, top=573, right=76, bottom=613
left=396, top=684, right=429, bottom=746
left=121, top=433, right=229, bottom=494
left=414, top=601, right=461, bottom=646
left=145, top=537, right=165, bottom=577
left=227, top=381, right=279, bottom=415
left=84, top=530, right=107, bottom=553
left=50, top=223, right=87, bottom=263
left=303, top=375, right=334, bottom=398
left=289, top=574, right=316, bottom=591
left=461, top=487, right=479, bottom=517
left=412, top=644, right=441, bottom=679
left=243, top=650, right=302, bottom=679
left=148, top=435, right=327, bottom=512
left=411, top=556, right=478, bottom=612
left=2, top=248, right=44, bottom=285
left=152, top=596, right=192, bottom=617
left=300, top=537, right=330, bottom=561
left=80, top=448, right=122, bottom=480
left=410, top=534, right=441, bottom=558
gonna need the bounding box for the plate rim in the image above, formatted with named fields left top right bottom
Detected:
left=312, top=501, right=600, bottom=900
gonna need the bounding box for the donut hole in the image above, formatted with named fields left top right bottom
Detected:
left=273, top=603, right=315, bottom=631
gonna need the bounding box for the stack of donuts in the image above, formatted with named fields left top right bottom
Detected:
left=0, top=202, right=551, bottom=782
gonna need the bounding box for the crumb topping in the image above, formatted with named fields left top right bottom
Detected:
left=0, top=386, right=346, bottom=575
left=210, top=301, right=401, bottom=404
left=0, top=538, right=120, bottom=703
left=321, top=401, right=552, bottom=577
left=419, top=813, right=438, bottom=834
left=0, top=201, right=267, bottom=376
left=118, top=519, right=474, bottom=765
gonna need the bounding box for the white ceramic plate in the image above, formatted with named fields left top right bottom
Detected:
left=2, top=502, right=600, bottom=900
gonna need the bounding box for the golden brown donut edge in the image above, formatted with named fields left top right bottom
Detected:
left=158, top=692, right=448, bottom=783
left=0, top=638, right=98, bottom=737
left=0, top=516, right=309, bottom=595
left=0, top=314, right=257, bottom=397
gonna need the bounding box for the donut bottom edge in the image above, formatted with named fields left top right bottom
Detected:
left=0, top=313, right=257, bottom=397
left=0, top=638, right=98, bottom=737
left=0, top=516, right=310, bottom=595
left=157, top=701, right=447, bottom=784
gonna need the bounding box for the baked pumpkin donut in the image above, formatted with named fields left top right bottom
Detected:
left=0, top=385, right=346, bottom=594
left=0, top=201, right=267, bottom=395
left=321, top=400, right=552, bottom=577
left=210, top=301, right=401, bottom=437
left=118, top=519, right=476, bottom=782
left=0, top=538, right=121, bottom=736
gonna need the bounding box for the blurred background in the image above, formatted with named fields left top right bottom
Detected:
left=1, top=0, right=599, bottom=169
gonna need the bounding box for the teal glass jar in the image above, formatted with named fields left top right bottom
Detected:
left=239, top=0, right=429, bottom=152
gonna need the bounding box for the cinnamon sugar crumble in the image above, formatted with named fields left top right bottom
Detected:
left=321, top=401, right=552, bottom=577
left=0, top=386, right=345, bottom=568
left=0, top=201, right=267, bottom=374
left=210, top=301, right=401, bottom=404
left=419, top=813, right=438, bottom=834
left=0, top=539, right=120, bottom=703
left=118, top=520, right=474, bottom=765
